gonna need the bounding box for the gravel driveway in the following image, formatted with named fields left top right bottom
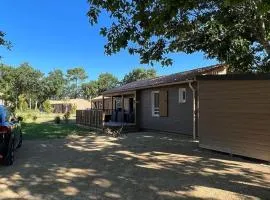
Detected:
left=0, top=132, right=269, bottom=200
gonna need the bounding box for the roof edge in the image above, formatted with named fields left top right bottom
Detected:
left=197, top=73, right=270, bottom=81
left=103, top=80, right=194, bottom=96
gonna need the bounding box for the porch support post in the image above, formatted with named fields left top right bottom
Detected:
left=121, top=95, right=124, bottom=124
left=102, top=95, right=105, bottom=128
left=111, top=96, right=113, bottom=113
left=134, top=92, right=136, bottom=124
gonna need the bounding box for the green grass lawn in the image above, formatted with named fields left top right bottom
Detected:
left=20, top=112, right=92, bottom=140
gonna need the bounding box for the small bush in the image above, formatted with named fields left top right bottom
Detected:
left=54, top=116, right=61, bottom=124
left=32, top=115, right=38, bottom=121
left=17, top=116, right=23, bottom=122
left=70, top=104, right=77, bottom=114
left=63, top=111, right=70, bottom=123
left=43, top=100, right=53, bottom=113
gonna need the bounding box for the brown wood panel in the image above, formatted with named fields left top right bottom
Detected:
left=159, top=89, right=168, bottom=117
left=198, top=80, right=270, bottom=161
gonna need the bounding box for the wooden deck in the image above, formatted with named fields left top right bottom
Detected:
left=76, top=110, right=138, bottom=133
left=104, top=122, right=135, bottom=127
left=104, top=122, right=138, bottom=133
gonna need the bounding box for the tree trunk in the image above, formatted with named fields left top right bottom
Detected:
left=35, top=101, right=38, bottom=110
left=15, top=95, right=18, bottom=110
left=29, top=98, right=32, bottom=110
left=258, top=15, right=270, bottom=56
left=76, top=78, right=78, bottom=99
left=253, top=1, right=270, bottom=56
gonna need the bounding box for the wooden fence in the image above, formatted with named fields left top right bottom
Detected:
left=76, top=110, right=104, bottom=128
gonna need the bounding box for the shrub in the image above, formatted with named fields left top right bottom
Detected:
left=17, top=116, right=23, bottom=122
left=70, top=104, right=77, bottom=114
left=18, top=95, right=28, bottom=111
left=54, top=116, right=61, bottom=124
left=63, top=111, right=70, bottom=123
left=43, top=100, right=53, bottom=113
left=32, top=115, right=38, bottom=121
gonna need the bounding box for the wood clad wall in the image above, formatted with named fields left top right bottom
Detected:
left=198, top=80, right=270, bottom=161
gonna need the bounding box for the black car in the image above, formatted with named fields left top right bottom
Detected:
left=0, top=106, right=22, bottom=166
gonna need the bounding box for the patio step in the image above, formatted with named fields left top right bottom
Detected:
left=104, top=124, right=139, bottom=133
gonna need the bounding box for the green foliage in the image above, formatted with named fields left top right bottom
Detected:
left=96, top=73, right=119, bottom=93
left=63, top=111, right=71, bottom=123
left=122, top=68, right=157, bottom=84
left=81, top=81, right=99, bottom=99
left=43, top=100, right=53, bottom=113
left=88, top=0, right=270, bottom=72
left=32, top=115, right=38, bottom=121
left=18, top=95, right=28, bottom=111
left=66, top=67, right=88, bottom=98
left=44, top=69, right=66, bottom=99
left=0, top=31, right=11, bottom=54
left=54, top=116, right=61, bottom=124
left=82, top=73, right=119, bottom=96
left=70, top=104, right=77, bottom=114
left=17, top=116, right=23, bottom=122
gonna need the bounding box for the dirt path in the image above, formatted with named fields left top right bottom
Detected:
left=0, top=132, right=269, bottom=200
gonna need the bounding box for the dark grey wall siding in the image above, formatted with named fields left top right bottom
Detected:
left=138, top=84, right=193, bottom=135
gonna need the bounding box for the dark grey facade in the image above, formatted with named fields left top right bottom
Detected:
left=137, top=84, right=193, bottom=135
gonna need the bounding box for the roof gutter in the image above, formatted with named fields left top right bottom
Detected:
left=188, top=81, right=196, bottom=140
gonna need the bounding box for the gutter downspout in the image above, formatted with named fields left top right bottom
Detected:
left=189, top=82, right=196, bottom=140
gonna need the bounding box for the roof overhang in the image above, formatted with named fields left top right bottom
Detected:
left=103, top=80, right=195, bottom=96
left=197, top=73, right=270, bottom=81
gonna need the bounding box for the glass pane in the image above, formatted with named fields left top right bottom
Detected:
left=183, top=90, right=186, bottom=100
left=154, top=93, right=159, bottom=107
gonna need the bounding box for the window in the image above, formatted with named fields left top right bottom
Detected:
left=179, top=88, right=186, bottom=103
left=151, top=91, right=160, bottom=117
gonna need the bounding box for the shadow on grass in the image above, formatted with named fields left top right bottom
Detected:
left=21, top=120, right=90, bottom=140
left=0, top=130, right=269, bottom=199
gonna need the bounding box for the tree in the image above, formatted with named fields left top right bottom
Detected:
left=45, top=69, right=66, bottom=99
left=66, top=67, right=88, bottom=98
left=88, top=0, right=270, bottom=72
left=0, top=64, right=17, bottom=106
left=81, top=81, right=99, bottom=99
left=122, top=68, right=157, bottom=84
left=0, top=31, right=11, bottom=53
left=42, top=100, right=53, bottom=113
left=18, top=94, right=28, bottom=111
left=13, top=63, right=43, bottom=109
left=96, top=73, right=119, bottom=94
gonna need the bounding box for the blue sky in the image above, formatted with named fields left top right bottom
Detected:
left=0, top=0, right=217, bottom=80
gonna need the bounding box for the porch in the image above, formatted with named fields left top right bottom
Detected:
left=77, top=91, right=139, bottom=132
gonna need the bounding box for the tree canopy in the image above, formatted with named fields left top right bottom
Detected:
left=66, top=67, right=88, bottom=98
left=0, top=63, right=89, bottom=110
left=96, top=73, right=119, bottom=93
left=81, top=81, right=99, bottom=99
left=122, top=68, right=157, bottom=84
left=0, top=31, right=11, bottom=54
left=0, top=62, right=158, bottom=109
left=88, top=0, right=270, bottom=72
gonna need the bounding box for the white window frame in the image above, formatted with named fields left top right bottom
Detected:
left=151, top=91, right=160, bottom=117
left=179, top=88, right=186, bottom=103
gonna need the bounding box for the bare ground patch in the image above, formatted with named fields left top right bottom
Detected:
left=0, top=132, right=269, bottom=200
